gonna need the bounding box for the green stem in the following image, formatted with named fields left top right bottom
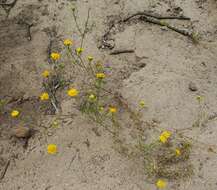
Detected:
left=77, top=54, right=91, bottom=75
left=80, top=8, right=90, bottom=48
left=66, top=48, right=86, bottom=72
left=72, top=10, right=83, bottom=36
left=87, top=61, right=95, bottom=76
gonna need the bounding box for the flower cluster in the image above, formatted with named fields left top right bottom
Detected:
left=40, top=92, right=49, bottom=101
left=42, top=70, right=50, bottom=78
left=96, top=73, right=105, bottom=79
left=109, top=107, right=117, bottom=113
left=11, top=110, right=19, bottom=117
left=67, top=88, right=79, bottom=97
left=156, top=179, right=167, bottom=189
left=51, top=52, right=60, bottom=61
left=47, top=144, right=57, bottom=154
left=64, top=39, right=73, bottom=46
left=159, top=131, right=171, bottom=143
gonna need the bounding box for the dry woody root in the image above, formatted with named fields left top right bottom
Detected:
left=102, top=10, right=197, bottom=46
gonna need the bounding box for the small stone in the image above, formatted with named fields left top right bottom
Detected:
left=138, top=62, right=147, bottom=68
left=12, top=126, right=31, bottom=138
left=189, top=82, right=198, bottom=91
left=114, top=0, right=120, bottom=4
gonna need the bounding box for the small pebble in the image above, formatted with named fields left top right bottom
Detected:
left=189, top=82, right=198, bottom=91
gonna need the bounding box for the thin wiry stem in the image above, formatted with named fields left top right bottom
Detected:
left=80, top=8, right=91, bottom=48
left=72, top=10, right=83, bottom=36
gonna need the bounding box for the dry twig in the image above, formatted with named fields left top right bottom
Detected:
left=110, top=49, right=134, bottom=55
left=102, top=10, right=195, bottom=45
left=123, top=11, right=190, bottom=22
left=0, top=160, right=10, bottom=181
left=139, top=16, right=194, bottom=39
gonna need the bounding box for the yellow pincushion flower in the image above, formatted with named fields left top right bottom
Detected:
left=51, top=52, right=60, bottom=60
left=42, top=70, right=50, bottom=78
left=40, top=92, right=49, bottom=101
left=161, top=131, right=171, bottom=138
left=76, top=47, right=84, bottom=55
left=64, top=39, right=73, bottom=46
left=159, top=131, right=171, bottom=143
left=156, top=179, right=167, bottom=189
left=87, top=56, right=93, bottom=62
left=67, top=88, right=79, bottom=97
left=11, top=110, right=19, bottom=117
left=96, top=73, right=105, bottom=79
left=109, top=107, right=117, bottom=113
left=159, top=135, right=167, bottom=143
left=175, top=148, right=181, bottom=156
left=47, top=144, right=57, bottom=154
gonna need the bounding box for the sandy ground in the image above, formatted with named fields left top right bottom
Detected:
left=0, top=0, right=217, bottom=189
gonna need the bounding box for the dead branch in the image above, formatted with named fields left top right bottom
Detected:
left=110, top=49, right=134, bottom=55
left=0, top=160, right=10, bottom=181
left=103, top=22, right=116, bottom=40
left=139, top=16, right=194, bottom=39
left=123, top=10, right=190, bottom=22
left=68, top=152, right=77, bottom=169
left=101, top=10, right=194, bottom=47
left=26, top=23, right=33, bottom=41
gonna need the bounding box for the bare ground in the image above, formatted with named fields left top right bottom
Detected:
left=0, top=0, right=217, bottom=189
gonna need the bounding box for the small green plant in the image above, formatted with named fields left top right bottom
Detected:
left=138, top=131, right=193, bottom=181
left=35, top=5, right=199, bottom=189
left=193, top=95, right=207, bottom=128
left=0, top=99, right=6, bottom=113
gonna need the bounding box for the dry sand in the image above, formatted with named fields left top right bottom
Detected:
left=0, top=0, right=217, bottom=189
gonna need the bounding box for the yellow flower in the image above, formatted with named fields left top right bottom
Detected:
left=76, top=47, right=84, bottom=55
left=196, top=95, right=203, bottom=102
left=42, top=70, right=50, bottom=78
left=87, top=56, right=93, bottom=62
left=53, top=121, right=58, bottom=126
left=64, top=39, right=73, bottom=46
left=51, top=120, right=59, bottom=128
left=89, top=94, right=96, bottom=101
left=156, top=179, right=167, bottom=189
left=96, top=73, right=105, bottom=79
left=67, top=88, right=79, bottom=97
left=51, top=52, right=60, bottom=60
left=161, top=131, right=171, bottom=138
left=47, top=144, right=57, bottom=154
left=40, top=92, right=49, bottom=101
left=175, top=148, right=181, bottom=156
left=109, top=107, right=117, bottom=113
left=11, top=110, right=19, bottom=117
left=159, top=131, right=171, bottom=143
left=139, top=100, right=146, bottom=108
left=159, top=135, right=167, bottom=143
left=99, top=106, right=104, bottom=112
